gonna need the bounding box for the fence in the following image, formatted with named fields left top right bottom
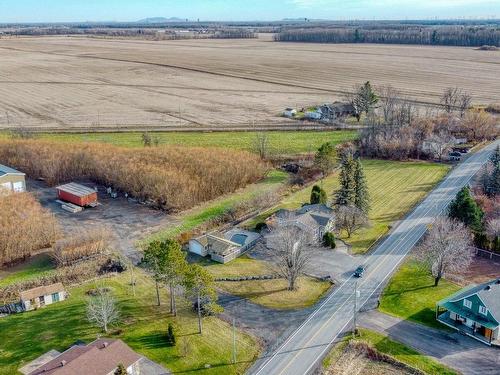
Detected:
left=474, top=248, right=500, bottom=262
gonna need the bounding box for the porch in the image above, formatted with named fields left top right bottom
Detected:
left=437, top=311, right=499, bottom=346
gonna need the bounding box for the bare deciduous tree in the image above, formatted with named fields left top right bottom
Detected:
left=458, top=92, right=472, bottom=117
left=253, top=132, right=270, bottom=159
left=441, top=87, right=460, bottom=113
left=486, top=218, right=500, bottom=239
left=86, top=288, right=120, bottom=333
left=334, top=205, right=370, bottom=238
left=417, top=217, right=473, bottom=286
left=266, top=225, right=312, bottom=291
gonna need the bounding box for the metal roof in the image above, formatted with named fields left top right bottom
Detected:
left=56, top=182, right=96, bottom=197
left=0, top=164, right=25, bottom=177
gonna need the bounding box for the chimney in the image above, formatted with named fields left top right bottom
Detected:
left=102, top=342, right=109, bottom=349
left=485, top=285, right=491, bottom=291
left=60, top=360, right=66, bottom=367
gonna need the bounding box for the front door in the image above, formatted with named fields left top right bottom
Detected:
left=39, top=295, right=45, bottom=306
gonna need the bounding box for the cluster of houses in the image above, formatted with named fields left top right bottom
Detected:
left=283, top=102, right=358, bottom=122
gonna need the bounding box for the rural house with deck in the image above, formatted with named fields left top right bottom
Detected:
left=436, top=279, right=500, bottom=346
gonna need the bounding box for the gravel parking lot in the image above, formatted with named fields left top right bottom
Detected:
left=29, top=180, right=173, bottom=263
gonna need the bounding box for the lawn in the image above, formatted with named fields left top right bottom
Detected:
left=146, top=170, right=288, bottom=244
left=0, top=271, right=260, bottom=375
left=380, top=260, right=461, bottom=329
left=197, top=255, right=331, bottom=310
left=323, top=328, right=457, bottom=375
left=218, top=277, right=331, bottom=310
left=199, top=255, right=271, bottom=279
left=5, top=130, right=358, bottom=155
left=0, top=253, right=55, bottom=288
left=245, top=159, right=450, bottom=254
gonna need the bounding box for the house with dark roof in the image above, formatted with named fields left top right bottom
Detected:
left=20, top=338, right=168, bottom=375
left=266, top=204, right=335, bottom=243
left=0, top=164, right=26, bottom=193
left=436, top=279, right=500, bottom=346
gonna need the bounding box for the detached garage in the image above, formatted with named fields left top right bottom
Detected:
left=0, top=164, right=26, bottom=193
left=56, top=182, right=98, bottom=207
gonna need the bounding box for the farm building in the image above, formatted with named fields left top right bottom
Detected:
left=283, top=108, right=297, bottom=118
left=20, top=283, right=67, bottom=311
left=56, top=183, right=98, bottom=207
left=0, top=164, right=26, bottom=193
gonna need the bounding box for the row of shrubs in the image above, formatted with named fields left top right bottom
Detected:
left=0, top=139, right=268, bottom=211
left=215, top=274, right=281, bottom=282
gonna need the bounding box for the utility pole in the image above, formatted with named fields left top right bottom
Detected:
left=232, top=317, right=237, bottom=364
left=353, top=280, right=359, bottom=338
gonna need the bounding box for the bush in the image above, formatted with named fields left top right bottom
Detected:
left=52, top=228, right=110, bottom=267
left=255, top=222, right=268, bottom=232
left=0, top=192, right=59, bottom=266
left=166, top=323, right=176, bottom=346
left=323, top=232, right=336, bottom=249
left=100, top=258, right=127, bottom=274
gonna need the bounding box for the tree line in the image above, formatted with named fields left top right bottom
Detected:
left=275, top=26, right=500, bottom=47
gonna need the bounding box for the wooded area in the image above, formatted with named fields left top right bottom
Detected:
left=275, top=26, right=500, bottom=47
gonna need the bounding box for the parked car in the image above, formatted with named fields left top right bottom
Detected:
left=449, top=151, right=462, bottom=161
left=354, top=266, right=365, bottom=278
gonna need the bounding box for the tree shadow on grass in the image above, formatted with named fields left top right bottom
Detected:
left=383, top=284, right=435, bottom=297
left=134, top=332, right=170, bottom=349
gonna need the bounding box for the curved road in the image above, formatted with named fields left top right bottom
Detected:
left=250, top=140, right=500, bottom=375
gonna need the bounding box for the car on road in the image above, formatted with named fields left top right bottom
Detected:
left=354, top=266, right=365, bottom=278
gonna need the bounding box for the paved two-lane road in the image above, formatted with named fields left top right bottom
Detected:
left=250, top=141, right=499, bottom=375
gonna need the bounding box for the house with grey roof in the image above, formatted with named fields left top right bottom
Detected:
left=0, top=164, right=26, bottom=193
left=266, top=204, right=335, bottom=243
left=436, top=279, right=500, bottom=346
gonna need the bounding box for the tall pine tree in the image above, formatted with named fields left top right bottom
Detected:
left=448, top=186, right=484, bottom=233
left=353, top=158, right=370, bottom=213
left=335, top=153, right=355, bottom=206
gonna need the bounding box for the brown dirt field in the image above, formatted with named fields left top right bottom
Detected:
left=0, top=36, right=498, bottom=130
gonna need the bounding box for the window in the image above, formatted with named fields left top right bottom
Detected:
left=52, top=292, right=60, bottom=302
left=463, top=299, right=472, bottom=309
left=479, top=305, right=488, bottom=316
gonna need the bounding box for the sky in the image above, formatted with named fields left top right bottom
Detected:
left=0, top=0, right=498, bottom=23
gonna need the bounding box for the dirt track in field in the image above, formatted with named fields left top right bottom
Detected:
left=0, top=36, right=498, bottom=130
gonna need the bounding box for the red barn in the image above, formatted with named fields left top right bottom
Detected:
left=56, top=182, right=98, bottom=207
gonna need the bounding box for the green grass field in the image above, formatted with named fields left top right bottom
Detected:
left=146, top=170, right=288, bottom=244
left=0, top=254, right=55, bottom=288
left=246, top=159, right=450, bottom=254
left=0, top=271, right=259, bottom=375
left=2, top=130, right=358, bottom=155
left=380, top=260, right=460, bottom=330
left=323, top=328, right=457, bottom=375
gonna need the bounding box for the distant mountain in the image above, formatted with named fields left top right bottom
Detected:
left=137, top=17, right=186, bottom=24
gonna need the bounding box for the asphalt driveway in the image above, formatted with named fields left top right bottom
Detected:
left=360, top=310, right=500, bottom=375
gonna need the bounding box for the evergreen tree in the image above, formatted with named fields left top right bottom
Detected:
left=310, top=185, right=327, bottom=205
left=166, top=323, right=176, bottom=346
left=448, top=187, right=484, bottom=233
left=489, top=166, right=500, bottom=197
left=490, top=145, right=500, bottom=168
left=353, top=158, right=370, bottom=213
left=355, top=81, right=379, bottom=115
left=335, top=153, right=355, bottom=206
left=114, top=364, right=127, bottom=375
left=314, top=142, right=336, bottom=178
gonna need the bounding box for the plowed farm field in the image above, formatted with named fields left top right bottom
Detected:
left=0, top=36, right=498, bottom=130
